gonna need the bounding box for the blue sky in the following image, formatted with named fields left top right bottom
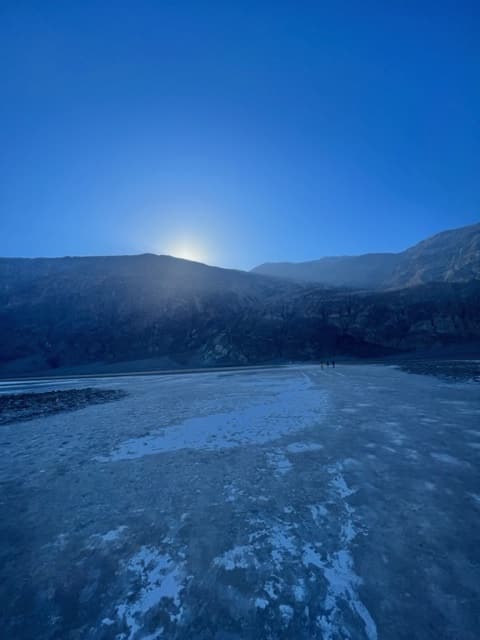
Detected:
left=1, top=1, right=479, bottom=269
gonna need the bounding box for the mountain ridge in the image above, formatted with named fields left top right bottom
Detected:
left=252, top=223, right=480, bottom=289
left=1, top=229, right=480, bottom=375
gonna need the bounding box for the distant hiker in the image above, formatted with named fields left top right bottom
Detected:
left=332, top=360, right=335, bottom=368
left=326, top=360, right=330, bottom=367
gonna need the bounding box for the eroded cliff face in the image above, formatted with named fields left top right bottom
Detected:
left=195, top=281, right=480, bottom=366
left=1, top=253, right=479, bottom=374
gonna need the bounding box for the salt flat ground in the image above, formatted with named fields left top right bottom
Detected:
left=1, top=365, right=479, bottom=640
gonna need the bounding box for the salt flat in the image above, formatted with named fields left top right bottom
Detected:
left=1, top=365, right=479, bottom=639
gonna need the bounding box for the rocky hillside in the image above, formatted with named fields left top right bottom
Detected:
left=1, top=253, right=480, bottom=375
left=252, top=223, right=480, bottom=289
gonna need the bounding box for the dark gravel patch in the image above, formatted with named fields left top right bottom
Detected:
left=398, top=359, right=480, bottom=383
left=0, top=388, right=128, bottom=425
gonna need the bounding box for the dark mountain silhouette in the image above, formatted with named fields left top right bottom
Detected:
left=1, top=237, right=480, bottom=375
left=252, top=223, right=480, bottom=289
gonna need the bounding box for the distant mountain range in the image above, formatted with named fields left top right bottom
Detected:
left=0, top=223, right=479, bottom=375
left=252, top=223, right=480, bottom=289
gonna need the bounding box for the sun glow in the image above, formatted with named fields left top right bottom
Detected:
left=164, top=238, right=209, bottom=264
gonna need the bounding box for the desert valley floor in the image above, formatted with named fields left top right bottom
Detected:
left=1, top=364, right=479, bottom=640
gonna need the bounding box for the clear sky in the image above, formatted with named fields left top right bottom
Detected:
left=1, top=1, right=479, bottom=269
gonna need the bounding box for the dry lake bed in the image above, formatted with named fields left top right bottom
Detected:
left=1, top=364, right=479, bottom=639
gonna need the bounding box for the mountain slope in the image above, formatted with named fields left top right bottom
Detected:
left=1, top=253, right=480, bottom=375
left=252, top=223, right=480, bottom=289
left=0, top=255, right=298, bottom=373
left=390, top=223, right=480, bottom=287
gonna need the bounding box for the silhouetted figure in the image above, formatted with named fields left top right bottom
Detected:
left=332, top=360, right=335, bottom=368
left=326, top=361, right=330, bottom=367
